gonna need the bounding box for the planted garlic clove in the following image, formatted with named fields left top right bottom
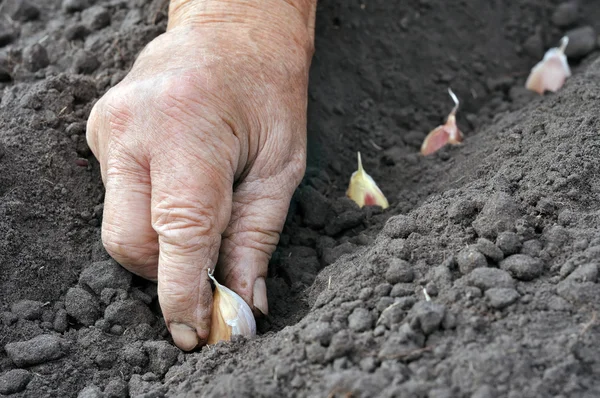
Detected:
left=421, top=88, right=464, bottom=156
left=207, top=269, right=256, bottom=345
left=526, top=36, right=571, bottom=95
left=346, top=152, right=389, bottom=209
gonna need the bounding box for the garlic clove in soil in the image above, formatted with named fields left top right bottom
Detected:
left=421, top=88, right=464, bottom=156
left=207, top=269, right=256, bottom=345
left=346, top=152, right=389, bottom=209
left=525, top=36, right=571, bottom=95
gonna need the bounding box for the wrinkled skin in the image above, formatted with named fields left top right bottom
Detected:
left=86, top=1, right=315, bottom=350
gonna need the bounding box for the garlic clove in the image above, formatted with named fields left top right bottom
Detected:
left=421, top=88, right=464, bottom=156
left=526, top=36, right=571, bottom=95
left=346, top=152, right=389, bottom=209
left=207, top=269, right=256, bottom=345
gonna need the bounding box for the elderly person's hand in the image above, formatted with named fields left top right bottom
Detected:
left=86, top=0, right=316, bottom=350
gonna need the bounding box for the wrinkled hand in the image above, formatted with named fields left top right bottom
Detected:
left=86, top=0, right=315, bottom=350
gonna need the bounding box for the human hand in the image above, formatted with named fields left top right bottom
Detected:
left=86, top=0, right=316, bottom=350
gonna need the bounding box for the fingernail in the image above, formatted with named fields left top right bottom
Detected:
left=253, top=277, right=268, bottom=316
left=170, top=322, right=198, bottom=351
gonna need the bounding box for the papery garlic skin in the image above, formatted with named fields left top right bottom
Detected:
left=346, top=152, right=389, bottom=209
left=207, top=269, right=256, bottom=345
left=526, top=36, right=571, bottom=95
left=421, top=88, right=464, bottom=156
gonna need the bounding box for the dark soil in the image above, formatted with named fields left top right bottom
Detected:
left=1, top=0, right=600, bottom=397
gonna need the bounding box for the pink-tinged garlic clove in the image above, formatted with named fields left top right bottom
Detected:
left=346, top=152, right=389, bottom=209
left=526, top=36, right=571, bottom=95
left=421, top=88, right=464, bottom=156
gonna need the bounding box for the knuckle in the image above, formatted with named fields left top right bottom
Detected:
left=86, top=87, right=135, bottom=146
left=152, top=199, right=222, bottom=249
left=287, top=149, right=307, bottom=184
left=224, top=213, right=281, bottom=255
left=159, top=274, right=198, bottom=307
left=157, top=73, right=216, bottom=112
left=101, top=226, right=157, bottom=265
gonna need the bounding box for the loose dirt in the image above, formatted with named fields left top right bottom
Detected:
left=1, top=0, right=600, bottom=397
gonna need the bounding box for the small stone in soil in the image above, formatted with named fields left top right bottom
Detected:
left=78, top=385, right=103, bottom=398
left=391, top=283, right=414, bottom=297
left=143, top=341, right=180, bottom=376
left=122, top=343, right=149, bottom=367
left=82, top=6, right=110, bottom=31
left=72, top=50, right=100, bottom=74
left=376, top=297, right=395, bottom=312
left=358, top=287, right=373, bottom=300
left=5, top=335, right=67, bottom=367
left=385, top=258, right=414, bottom=284
left=0, top=312, right=17, bottom=326
left=377, top=301, right=405, bottom=328
left=79, top=259, right=132, bottom=295
left=374, top=283, right=392, bottom=298
left=408, top=301, right=446, bottom=335
left=472, top=193, right=520, bottom=239
left=62, top=0, right=90, bottom=13
left=500, top=254, right=543, bottom=281
left=53, top=309, right=68, bottom=332
left=94, top=352, right=116, bottom=368
left=565, top=26, right=596, bottom=58
left=306, top=342, right=327, bottom=364
left=424, top=282, right=438, bottom=297
left=552, top=2, right=579, bottom=27
left=427, top=264, right=453, bottom=288
left=467, top=267, right=515, bottom=290
left=22, top=43, right=50, bottom=72
left=565, top=263, right=598, bottom=283
left=296, top=185, right=330, bottom=229
left=321, top=242, right=357, bottom=266
left=1, top=0, right=39, bottom=22
left=381, top=215, right=417, bottom=239
left=325, top=330, right=353, bottom=361
left=496, top=231, right=522, bottom=256
left=557, top=280, right=598, bottom=304
left=100, top=288, right=128, bottom=305
left=359, top=357, right=377, bottom=372
left=104, top=378, right=128, bottom=398
left=64, top=24, right=90, bottom=41
left=475, top=238, right=504, bottom=262
left=378, top=323, right=425, bottom=360
left=0, top=369, right=32, bottom=395
left=0, top=21, right=17, bottom=48
left=447, top=198, right=478, bottom=223
left=521, top=239, right=542, bottom=257
left=110, top=324, right=124, bottom=335
left=472, top=385, right=497, bottom=398
left=325, top=209, right=365, bottom=236
left=65, top=287, right=101, bottom=326
left=129, top=374, right=166, bottom=396
left=464, top=286, right=483, bottom=299
left=104, top=299, right=155, bottom=327
left=457, top=246, right=488, bottom=274
left=485, top=287, right=520, bottom=309
left=10, top=300, right=43, bottom=320
left=301, top=321, right=333, bottom=345
left=348, top=307, right=374, bottom=332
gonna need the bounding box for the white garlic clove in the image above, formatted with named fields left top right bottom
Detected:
left=346, top=152, right=389, bottom=209
left=207, top=269, right=256, bottom=345
left=526, top=36, right=571, bottom=95
left=421, top=88, right=463, bottom=156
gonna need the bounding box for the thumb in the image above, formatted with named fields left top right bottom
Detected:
left=217, top=162, right=304, bottom=316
